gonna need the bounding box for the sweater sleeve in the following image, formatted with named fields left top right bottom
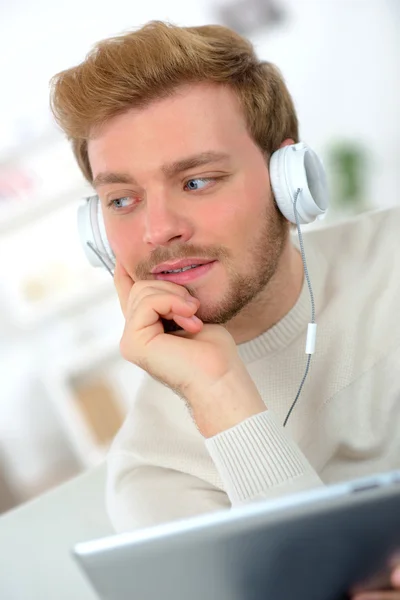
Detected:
left=106, top=454, right=230, bottom=532
left=205, top=409, right=323, bottom=505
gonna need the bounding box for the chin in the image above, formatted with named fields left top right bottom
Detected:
left=195, top=304, right=232, bottom=326
left=189, top=294, right=220, bottom=320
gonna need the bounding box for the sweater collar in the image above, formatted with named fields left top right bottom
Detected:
left=237, top=236, right=325, bottom=364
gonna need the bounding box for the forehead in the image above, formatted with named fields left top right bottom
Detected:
left=87, top=83, right=250, bottom=173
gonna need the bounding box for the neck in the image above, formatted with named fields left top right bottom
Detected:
left=225, top=240, right=304, bottom=345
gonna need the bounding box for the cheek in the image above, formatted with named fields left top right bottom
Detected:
left=209, top=184, right=266, bottom=243
left=208, top=204, right=244, bottom=236
left=104, top=218, right=140, bottom=262
left=199, top=203, right=257, bottom=264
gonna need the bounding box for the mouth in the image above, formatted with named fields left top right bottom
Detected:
left=153, top=261, right=217, bottom=284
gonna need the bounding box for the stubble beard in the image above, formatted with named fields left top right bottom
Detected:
left=186, top=203, right=288, bottom=326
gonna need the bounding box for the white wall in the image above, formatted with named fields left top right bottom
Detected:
left=253, top=0, right=400, bottom=209
left=0, top=0, right=214, bottom=154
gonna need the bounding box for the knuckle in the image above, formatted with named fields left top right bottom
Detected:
left=140, top=290, right=186, bottom=309
left=132, top=279, right=191, bottom=302
left=151, top=279, right=189, bottom=296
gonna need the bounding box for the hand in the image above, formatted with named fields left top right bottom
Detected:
left=351, top=562, right=400, bottom=600
left=114, top=261, right=265, bottom=437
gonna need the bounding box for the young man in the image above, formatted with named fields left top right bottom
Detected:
left=50, top=21, right=400, bottom=597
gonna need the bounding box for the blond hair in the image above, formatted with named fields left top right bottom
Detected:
left=50, top=21, right=299, bottom=182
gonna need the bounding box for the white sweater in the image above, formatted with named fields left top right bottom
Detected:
left=106, top=207, right=400, bottom=532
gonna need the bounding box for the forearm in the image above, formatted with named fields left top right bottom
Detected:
left=188, top=367, right=266, bottom=438
left=188, top=370, right=322, bottom=504
left=205, top=410, right=323, bottom=505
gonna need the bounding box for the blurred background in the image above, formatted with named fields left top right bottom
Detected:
left=0, top=0, right=399, bottom=515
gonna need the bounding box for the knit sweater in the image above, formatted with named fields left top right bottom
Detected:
left=106, top=206, right=400, bottom=532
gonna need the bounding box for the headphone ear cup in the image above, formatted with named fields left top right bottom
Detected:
left=77, top=195, right=115, bottom=271
left=270, top=147, right=295, bottom=223
left=270, top=143, right=329, bottom=225
left=96, top=200, right=116, bottom=265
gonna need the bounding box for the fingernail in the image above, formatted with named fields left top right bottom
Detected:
left=187, top=296, right=198, bottom=304
left=190, top=315, right=202, bottom=324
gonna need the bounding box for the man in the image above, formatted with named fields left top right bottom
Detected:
left=50, top=21, right=400, bottom=598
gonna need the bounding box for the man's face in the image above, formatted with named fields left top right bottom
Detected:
left=88, top=82, right=288, bottom=325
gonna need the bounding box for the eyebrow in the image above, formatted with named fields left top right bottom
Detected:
left=93, top=171, right=135, bottom=189
left=161, top=151, right=230, bottom=178
left=92, top=151, right=230, bottom=189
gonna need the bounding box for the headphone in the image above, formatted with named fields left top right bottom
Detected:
left=77, top=141, right=328, bottom=274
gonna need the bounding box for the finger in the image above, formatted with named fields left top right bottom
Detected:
left=114, top=261, right=134, bottom=317
left=129, top=286, right=199, bottom=317
left=128, top=293, right=201, bottom=334
left=136, top=279, right=199, bottom=301
left=172, top=313, right=203, bottom=333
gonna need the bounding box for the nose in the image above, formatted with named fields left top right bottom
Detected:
left=142, top=192, right=193, bottom=247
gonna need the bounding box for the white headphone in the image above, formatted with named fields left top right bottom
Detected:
left=77, top=141, right=329, bottom=273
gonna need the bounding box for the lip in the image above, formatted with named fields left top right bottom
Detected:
left=151, top=258, right=215, bottom=274
left=153, top=261, right=217, bottom=284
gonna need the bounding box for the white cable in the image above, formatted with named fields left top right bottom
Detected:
left=283, top=188, right=317, bottom=427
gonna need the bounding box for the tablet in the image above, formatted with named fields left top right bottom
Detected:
left=73, top=470, right=400, bottom=600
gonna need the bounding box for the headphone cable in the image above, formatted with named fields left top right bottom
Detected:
left=283, top=188, right=316, bottom=427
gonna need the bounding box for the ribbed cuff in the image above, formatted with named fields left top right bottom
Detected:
left=205, top=410, right=321, bottom=505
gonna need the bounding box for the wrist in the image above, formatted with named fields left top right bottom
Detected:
left=188, top=370, right=266, bottom=438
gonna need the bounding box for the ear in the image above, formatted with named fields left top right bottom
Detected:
left=279, top=138, right=295, bottom=150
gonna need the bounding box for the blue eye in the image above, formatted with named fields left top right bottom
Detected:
left=185, top=178, right=211, bottom=191
left=109, top=197, right=134, bottom=209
